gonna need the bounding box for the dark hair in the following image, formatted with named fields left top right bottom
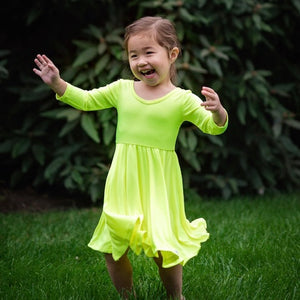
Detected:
left=124, top=16, right=181, bottom=84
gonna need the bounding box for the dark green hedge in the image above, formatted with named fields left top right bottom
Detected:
left=1, top=0, right=299, bottom=202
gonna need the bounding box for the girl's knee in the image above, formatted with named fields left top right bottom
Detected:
left=104, top=253, right=115, bottom=264
left=105, top=249, right=130, bottom=266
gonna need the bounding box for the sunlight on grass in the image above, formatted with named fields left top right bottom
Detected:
left=1, top=193, right=299, bottom=299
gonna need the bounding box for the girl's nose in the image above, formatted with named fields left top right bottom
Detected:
left=137, top=58, right=147, bottom=67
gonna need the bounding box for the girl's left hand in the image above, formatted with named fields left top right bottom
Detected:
left=200, top=86, right=222, bottom=113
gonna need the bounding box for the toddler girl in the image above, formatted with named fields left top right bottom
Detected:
left=33, top=16, right=228, bottom=300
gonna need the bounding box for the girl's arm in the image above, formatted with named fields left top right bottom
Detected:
left=33, top=54, right=67, bottom=96
left=200, top=86, right=227, bottom=126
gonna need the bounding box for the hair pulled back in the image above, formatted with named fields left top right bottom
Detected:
left=124, top=16, right=181, bottom=84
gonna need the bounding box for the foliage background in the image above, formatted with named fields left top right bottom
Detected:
left=1, top=0, right=300, bottom=203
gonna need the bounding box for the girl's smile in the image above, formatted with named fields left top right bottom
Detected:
left=127, top=33, right=179, bottom=88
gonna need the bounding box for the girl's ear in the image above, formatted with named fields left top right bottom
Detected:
left=169, top=47, right=179, bottom=63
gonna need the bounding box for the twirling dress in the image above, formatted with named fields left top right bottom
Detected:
left=57, top=79, right=228, bottom=268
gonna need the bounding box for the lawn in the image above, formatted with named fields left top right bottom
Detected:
left=0, top=193, right=299, bottom=299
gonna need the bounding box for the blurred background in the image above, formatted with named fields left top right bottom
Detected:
left=1, top=0, right=299, bottom=205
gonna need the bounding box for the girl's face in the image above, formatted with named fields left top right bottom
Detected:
left=127, top=33, right=179, bottom=87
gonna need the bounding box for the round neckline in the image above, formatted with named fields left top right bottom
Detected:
left=130, top=81, right=178, bottom=105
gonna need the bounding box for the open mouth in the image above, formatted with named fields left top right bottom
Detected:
left=141, top=69, right=155, bottom=76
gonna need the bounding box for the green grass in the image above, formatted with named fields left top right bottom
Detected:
left=0, top=193, right=299, bottom=300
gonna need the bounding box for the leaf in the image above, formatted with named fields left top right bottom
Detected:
left=272, top=119, right=282, bottom=138
left=12, top=138, right=31, bottom=158
left=199, top=35, right=211, bottom=48
left=107, top=62, right=122, bottom=81
left=41, top=108, right=65, bottom=119
left=189, top=63, right=207, bottom=74
left=87, top=24, right=102, bottom=39
left=95, top=54, right=110, bottom=75
left=284, top=119, right=300, bottom=130
left=105, top=34, right=123, bottom=45
left=61, top=67, right=78, bottom=82
left=224, top=0, right=233, bottom=10
left=41, top=108, right=80, bottom=121
left=181, top=149, right=201, bottom=171
left=179, top=8, right=195, bottom=22
left=252, top=14, right=262, bottom=29
left=103, top=122, right=115, bottom=145
left=141, top=1, right=161, bottom=8
left=10, top=170, right=23, bottom=187
left=73, top=71, right=89, bottom=86
left=0, top=139, right=13, bottom=153
left=238, top=84, right=246, bottom=97
left=72, top=47, right=98, bottom=67
left=187, top=131, right=197, bottom=151
left=57, top=109, right=81, bottom=121
left=237, top=101, right=246, bottom=125
left=26, top=8, right=41, bottom=25
left=80, top=114, right=100, bottom=143
left=110, top=45, right=123, bottom=60
left=59, top=120, right=79, bottom=137
left=200, top=49, right=210, bottom=59
left=44, top=157, right=65, bottom=181
left=90, top=183, right=104, bottom=203
left=64, top=176, right=76, bottom=189
left=214, top=50, right=229, bottom=61
left=32, top=144, right=45, bottom=165
left=22, top=157, right=33, bottom=173
left=207, top=136, right=223, bottom=147
left=72, top=40, right=95, bottom=49
left=280, top=136, right=299, bottom=154
left=71, top=169, right=83, bottom=186
left=291, top=0, right=300, bottom=13
left=178, top=129, right=188, bottom=148
left=0, top=65, right=9, bottom=79
left=206, top=57, right=223, bottom=77
left=247, top=100, right=258, bottom=118
left=98, top=43, right=107, bottom=55
left=0, top=49, right=10, bottom=57
left=249, top=168, right=264, bottom=190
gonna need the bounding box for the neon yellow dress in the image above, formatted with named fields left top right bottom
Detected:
left=57, top=79, right=228, bottom=268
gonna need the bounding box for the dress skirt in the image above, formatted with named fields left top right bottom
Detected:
left=88, top=143, right=209, bottom=268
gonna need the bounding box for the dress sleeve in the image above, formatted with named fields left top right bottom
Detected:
left=56, top=80, right=121, bottom=111
left=183, top=92, right=228, bottom=135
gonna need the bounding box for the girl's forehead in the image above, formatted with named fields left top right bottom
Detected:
left=127, top=32, right=157, bottom=47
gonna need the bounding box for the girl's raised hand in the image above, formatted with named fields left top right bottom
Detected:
left=201, top=86, right=227, bottom=126
left=200, top=86, right=222, bottom=113
left=33, top=54, right=60, bottom=86
left=33, top=54, right=67, bottom=96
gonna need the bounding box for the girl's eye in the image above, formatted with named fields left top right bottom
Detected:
left=130, top=54, right=137, bottom=59
left=146, top=51, right=154, bottom=55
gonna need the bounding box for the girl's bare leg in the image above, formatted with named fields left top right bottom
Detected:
left=105, top=251, right=133, bottom=299
left=153, top=252, right=184, bottom=300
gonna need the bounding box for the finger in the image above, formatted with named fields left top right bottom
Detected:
left=201, top=101, right=213, bottom=108
left=42, top=54, right=53, bottom=65
left=202, top=86, right=214, bottom=92
left=34, top=58, right=43, bottom=69
left=36, top=54, right=48, bottom=66
left=33, top=68, right=41, bottom=76
left=201, top=89, right=215, bottom=99
left=201, top=100, right=216, bottom=109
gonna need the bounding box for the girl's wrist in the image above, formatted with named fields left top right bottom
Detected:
left=50, top=78, right=67, bottom=96
left=213, top=106, right=227, bottom=126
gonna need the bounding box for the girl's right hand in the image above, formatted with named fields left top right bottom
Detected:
left=33, top=54, right=67, bottom=96
left=33, top=54, right=60, bottom=86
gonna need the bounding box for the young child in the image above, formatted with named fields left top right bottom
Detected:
left=33, top=16, right=228, bottom=300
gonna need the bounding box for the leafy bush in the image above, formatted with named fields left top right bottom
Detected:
left=1, top=0, right=299, bottom=202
